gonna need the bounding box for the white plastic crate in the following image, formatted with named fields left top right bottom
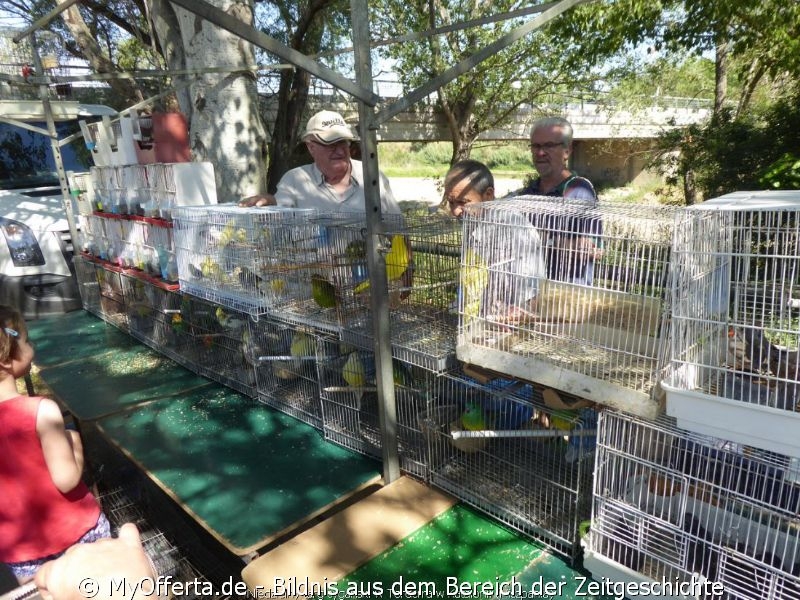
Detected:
left=665, top=191, right=800, bottom=457
left=457, top=197, right=677, bottom=418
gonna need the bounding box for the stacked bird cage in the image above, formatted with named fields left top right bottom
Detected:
left=172, top=205, right=319, bottom=315
left=335, top=212, right=462, bottom=373
left=457, top=197, right=677, bottom=418
left=74, top=255, right=102, bottom=315
left=247, top=317, right=323, bottom=429
left=585, top=410, right=800, bottom=600
left=317, top=339, right=381, bottom=458
left=94, top=263, right=128, bottom=330
left=121, top=275, right=182, bottom=351
left=316, top=337, right=428, bottom=473
left=162, top=294, right=256, bottom=396
left=413, top=372, right=595, bottom=561
left=268, top=213, right=364, bottom=333
left=664, top=191, right=800, bottom=458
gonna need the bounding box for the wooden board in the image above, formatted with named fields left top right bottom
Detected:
left=98, top=387, right=381, bottom=555
left=242, top=476, right=456, bottom=594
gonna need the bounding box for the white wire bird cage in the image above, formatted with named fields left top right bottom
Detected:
left=316, top=337, right=431, bottom=472
left=585, top=410, right=800, bottom=600
left=247, top=317, right=324, bottom=429
left=75, top=254, right=101, bottom=315
left=172, top=205, right=319, bottom=315
left=664, top=191, right=800, bottom=458
left=121, top=274, right=183, bottom=353
left=334, top=212, right=462, bottom=373
left=457, top=197, right=677, bottom=418
left=411, top=371, right=595, bottom=561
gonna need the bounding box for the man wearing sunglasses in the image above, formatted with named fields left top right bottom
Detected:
left=514, top=117, right=600, bottom=286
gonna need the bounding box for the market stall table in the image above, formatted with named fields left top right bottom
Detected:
left=97, top=385, right=382, bottom=556
left=27, top=310, right=137, bottom=369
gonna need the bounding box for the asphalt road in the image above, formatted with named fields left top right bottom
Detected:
left=390, top=176, right=524, bottom=206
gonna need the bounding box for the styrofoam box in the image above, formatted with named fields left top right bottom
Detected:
left=663, top=382, right=800, bottom=458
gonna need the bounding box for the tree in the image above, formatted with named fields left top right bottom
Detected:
left=371, top=0, right=598, bottom=165
left=254, top=0, right=349, bottom=193
left=1, top=0, right=269, bottom=203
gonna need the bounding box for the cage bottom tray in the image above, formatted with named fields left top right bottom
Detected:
left=663, top=382, right=800, bottom=459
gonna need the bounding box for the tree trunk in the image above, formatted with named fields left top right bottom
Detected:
left=713, top=35, right=728, bottom=117
left=169, top=0, right=268, bottom=204
left=56, top=0, right=143, bottom=106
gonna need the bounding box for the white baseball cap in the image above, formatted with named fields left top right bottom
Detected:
left=302, top=110, right=358, bottom=144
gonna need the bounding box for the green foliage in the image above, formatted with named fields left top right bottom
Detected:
left=760, top=154, right=800, bottom=190
left=653, top=87, right=800, bottom=199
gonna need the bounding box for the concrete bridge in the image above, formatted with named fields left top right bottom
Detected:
left=298, top=97, right=711, bottom=187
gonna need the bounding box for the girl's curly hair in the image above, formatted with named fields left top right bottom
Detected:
left=0, top=305, right=26, bottom=363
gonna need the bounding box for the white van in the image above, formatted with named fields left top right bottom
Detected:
left=0, top=100, right=115, bottom=318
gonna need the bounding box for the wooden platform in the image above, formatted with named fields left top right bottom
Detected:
left=242, top=476, right=456, bottom=595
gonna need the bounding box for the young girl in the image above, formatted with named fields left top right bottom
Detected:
left=0, top=305, right=110, bottom=583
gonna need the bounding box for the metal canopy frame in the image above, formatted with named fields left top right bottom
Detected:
left=7, top=0, right=590, bottom=483
left=171, top=0, right=589, bottom=485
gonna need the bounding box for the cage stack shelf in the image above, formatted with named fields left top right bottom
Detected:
left=585, top=409, right=800, bottom=600
left=333, top=212, right=462, bottom=373
left=663, top=191, right=800, bottom=458
left=172, top=205, right=319, bottom=317
left=456, top=197, right=677, bottom=419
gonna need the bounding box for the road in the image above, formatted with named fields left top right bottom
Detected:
left=389, top=176, right=524, bottom=206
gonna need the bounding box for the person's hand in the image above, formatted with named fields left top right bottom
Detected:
left=238, top=193, right=277, bottom=207
left=35, top=523, right=157, bottom=600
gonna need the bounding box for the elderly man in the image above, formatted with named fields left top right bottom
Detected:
left=241, top=110, right=400, bottom=214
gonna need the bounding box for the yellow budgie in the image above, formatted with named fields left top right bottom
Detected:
left=342, top=351, right=368, bottom=388
left=461, top=249, right=488, bottom=318
left=353, top=235, right=410, bottom=294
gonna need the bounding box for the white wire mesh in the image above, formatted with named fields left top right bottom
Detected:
left=665, top=192, right=800, bottom=457
left=410, top=371, right=595, bottom=560
left=335, top=212, right=461, bottom=373
left=172, top=205, right=319, bottom=315
left=588, top=410, right=800, bottom=599
left=457, top=197, right=677, bottom=417
left=248, top=317, right=323, bottom=429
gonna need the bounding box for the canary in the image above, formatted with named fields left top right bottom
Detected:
left=342, top=351, right=368, bottom=388
left=461, top=249, right=488, bottom=318
left=353, top=235, right=409, bottom=294
left=311, top=274, right=337, bottom=308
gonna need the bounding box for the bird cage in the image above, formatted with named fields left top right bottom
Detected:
left=124, top=165, right=151, bottom=217
left=664, top=191, right=800, bottom=458
left=457, top=197, right=677, bottom=418
left=94, top=264, right=127, bottom=330
left=585, top=410, right=800, bottom=600
left=247, top=317, right=323, bottom=430
left=413, top=371, right=594, bottom=561
left=335, top=213, right=462, bottom=373
left=0, top=28, right=34, bottom=99
left=172, top=205, right=318, bottom=315
left=264, top=212, right=364, bottom=333
left=74, top=255, right=101, bottom=315
left=315, top=336, right=426, bottom=462
left=163, top=295, right=256, bottom=397
left=121, top=275, right=182, bottom=351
